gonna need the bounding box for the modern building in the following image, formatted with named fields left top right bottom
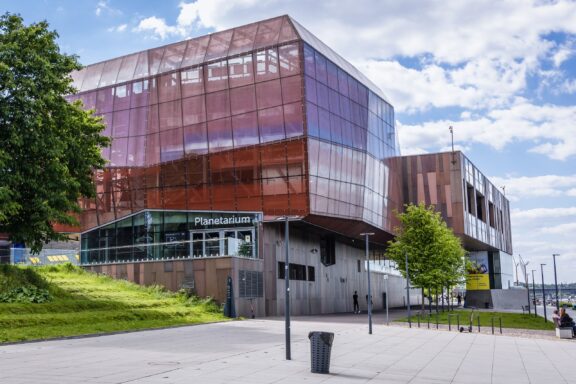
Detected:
left=63, top=15, right=514, bottom=316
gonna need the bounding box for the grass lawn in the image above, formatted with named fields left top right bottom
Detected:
left=0, top=264, right=227, bottom=343
left=395, top=309, right=555, bottom=331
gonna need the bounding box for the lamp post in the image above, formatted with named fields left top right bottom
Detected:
left=360, top=232, right=374, bottom=334
left=531, top=269, right=537, bottom=318
left=405, top=251, right=411, bottom=327
left=540, top=264, right=547, bottom=322
left=383, top=274, right=389, bottom=325
left=276, top=215, right=299, bottom=360
left=552, top=254, right=560, bottom=310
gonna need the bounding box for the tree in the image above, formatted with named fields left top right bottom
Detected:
left=385, top=203, right=467, bottom=310
left=0, top=13, right=109, bottom=252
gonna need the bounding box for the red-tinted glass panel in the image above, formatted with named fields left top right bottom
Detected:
left=279, top=43, right=300, bottom=77
left=158, top=72, right=181, bottom=103
left=187, top=184, right=211, bottom=209
left=281, top=76, right=302, bottom=104
left=205, top=30, right=234, bottom=61
left=163, top=187, right=187, bottom=210
left=131, top=80, right=150, bottom=108
left=98, top=58, right=122, bottom=88
left=112, top=110, right=130, bottom=138
left=159, top=41, right=186, bottom=73
left=211, top=184, right=236, bottom=211
left=230, top=85, right=256, bottom=115
left=206, top=90, right=230, bottom=121
left=258, top=106, right=285, bottom=143
left=205, top=60, right=229, bottom=93
left=148, top=47, right=165, bottom=76
left=96, top=88, right=114, bottom=114
left=278, top=17, right=298, bottom=43
left=181, top=67, right=204, bottom=98
left=160, top=127, right=183, bottom=162
left=253, top=18, right=282, bottom=50
left=127, top=136, right=145, bottom=166
left=228, top=24, right=258, bottom=56
left=228, top=54, right=254, bottom=88
left=181, top=36, right=209, bottom=68
left=113, top=85, right=131, bottom=111
left=132, top=52, right=149, bottom=80
left=256, top=79, right=282, bottom=109
left=255, top=48, right=279, bottom=82
left=207, top=118, right=233, bottom=152
left=146, top=133, right=160, bottom=165
left=232, top=111, right=259, bottom=147
left=129, top=107, right=148, bottom=136
left=283, top=103, right=304, bottom=139
left=159, top=100, right=182, bottom=131
left=182, top=95, right=206, bottom=125
left=184, top=123, right=208, bottom=155
left=110, top=137, right=128, bottom=167
left=286, top=139, right=305, bottom=176
left=116, top=54, right=139, bottom=84
left=210, top=151, right=235, bottom=184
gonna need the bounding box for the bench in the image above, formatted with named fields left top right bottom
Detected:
left=556, top=327, right=573, bottom=339
left=521, top=305, right=530, bottom=314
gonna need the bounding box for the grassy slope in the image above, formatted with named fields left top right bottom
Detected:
left=396, top=309, right=555, bottom=331
left=0, top=265, right=227, bottom=343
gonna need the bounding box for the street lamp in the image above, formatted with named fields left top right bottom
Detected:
left=553, top=254, right=560, bottom=310
left=360, top=232, right=374, bottom=334
left=383, top=274, right=389, bottom=325
left=540, top=264, right=547, bottom=322
left=531, top=269, right=537, bottom=318
left=276, top=215, right=300, bottom=360
left=405, top=251, right=411, bottom=328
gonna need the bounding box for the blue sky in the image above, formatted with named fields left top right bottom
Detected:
left=3, top=0, right=575, bottom=283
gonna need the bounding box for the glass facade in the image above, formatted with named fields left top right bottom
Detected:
left=81, top=210, right=261, bottom=264
left=72, top=15, right=403, bottom=262
left=303, top=43, right=398, bottom=229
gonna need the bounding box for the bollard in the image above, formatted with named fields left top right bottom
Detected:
left=477, top=316, right=481, bottom=332
left=435, top=313, right=439, bottom=329
left=417, top=314, right=421, bottom=328
left=491, top=317, right=494, bottom=334
left=448, top=315, right=451, bottom=331
left=499, top=317, right=502, bottom=334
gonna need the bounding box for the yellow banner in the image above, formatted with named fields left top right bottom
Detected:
left=466, top=274, right=490, bottom=290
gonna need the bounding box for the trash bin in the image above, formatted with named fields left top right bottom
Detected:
left=308, top=331, right=334, bottom=374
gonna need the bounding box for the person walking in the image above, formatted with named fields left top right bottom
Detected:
left=353, top=291, right=359, bottom=314
left=457, top=294, right=462, bottom=307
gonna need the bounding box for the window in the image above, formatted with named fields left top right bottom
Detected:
left=307, top=266, right=315, bottom=281
left=320, top=236, right=335, bottom=266
left=278, top=262, right=309, bottom=281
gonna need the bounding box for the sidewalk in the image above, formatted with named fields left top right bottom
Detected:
left=2, top=315, right=575, bottom=384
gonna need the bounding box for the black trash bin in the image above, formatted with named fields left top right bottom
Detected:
left=308, top=331, right=334, bottom=374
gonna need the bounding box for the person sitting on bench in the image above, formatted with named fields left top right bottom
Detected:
left=559, top=308, right=576, bottom=337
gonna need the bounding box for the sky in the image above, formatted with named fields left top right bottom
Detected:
left=2, top=0, right=575, bottom=283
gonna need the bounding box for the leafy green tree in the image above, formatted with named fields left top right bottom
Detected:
left=0, top=13, right=109, bottom=252
left=386, top=203, right=467, bottom=310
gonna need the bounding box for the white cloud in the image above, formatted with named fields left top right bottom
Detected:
left=541, top=222, right=576, bottom=235
left=133, top=17, right=183, bottom=40
left=95, top=0, right=122, bottom=17
left=490, top=175, right=576, bottom=201
left=398, top=102, right=576, bottom=160
left=107, top=24, right=127, bottom=33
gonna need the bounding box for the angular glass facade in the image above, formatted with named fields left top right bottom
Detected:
left=72, top=15, right=402, bottom=252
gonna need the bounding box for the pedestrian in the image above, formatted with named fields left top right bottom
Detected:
left=457, top=294, right=462, bottom=306
left=353, top=291, right=359, bottom=314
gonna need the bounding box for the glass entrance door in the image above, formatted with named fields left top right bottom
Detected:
left=189, top=228, right=255, bottom=258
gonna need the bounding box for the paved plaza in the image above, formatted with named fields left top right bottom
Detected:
left=1, top=313, right=575, bottom=384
